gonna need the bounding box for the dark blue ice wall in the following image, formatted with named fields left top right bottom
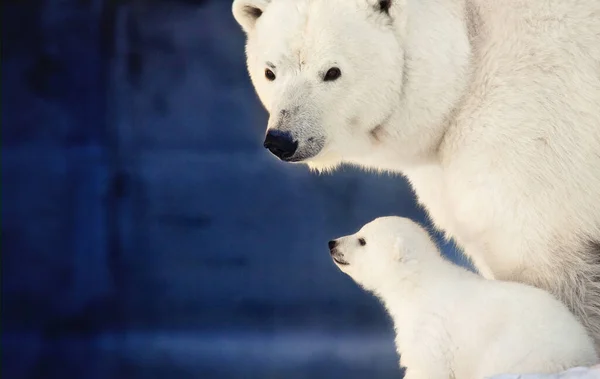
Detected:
left=1, top=1, right=464, bottom=378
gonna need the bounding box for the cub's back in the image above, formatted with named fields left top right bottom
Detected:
left=454, top=279, right=598, bottom=376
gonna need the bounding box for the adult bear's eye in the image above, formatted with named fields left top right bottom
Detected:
left=324, top=67, right=341, bottom=82
left=358, top=238, right=366, bottom=246
left=265, top=68, right=276, bottom=81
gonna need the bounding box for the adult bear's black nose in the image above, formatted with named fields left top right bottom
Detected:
left=263, top=130, right=298, bottom=161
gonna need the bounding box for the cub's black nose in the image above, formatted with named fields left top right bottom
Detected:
left=263, top=130, right=298, bottom=161
left=328, top=240, right=338, bottom=250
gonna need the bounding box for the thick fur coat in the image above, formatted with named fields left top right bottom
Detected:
left=232, top=0, right=600, bottom=348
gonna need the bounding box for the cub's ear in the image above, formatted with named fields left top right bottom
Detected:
left=392, top=236, right=406, bottom=261
left=232, top=0, right=272, bottom=34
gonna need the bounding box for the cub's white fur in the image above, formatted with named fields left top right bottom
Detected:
left=330, top=216, right=598, bottom=378
left=232, top=0, right=600, bottom=347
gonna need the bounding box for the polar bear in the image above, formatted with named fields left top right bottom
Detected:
left=328, top=216, right=598, bottom=378
left=231, top=0, right=600, bottom=348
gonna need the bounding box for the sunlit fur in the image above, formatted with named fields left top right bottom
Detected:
left=233, top=0, right=600, bottom=349
left=332, top=216, right=598, bottom=378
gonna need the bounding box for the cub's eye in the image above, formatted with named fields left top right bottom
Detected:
left=324, top=67, right=341, bottom=82
left=378, top=0, right=392, bottom=14
left=265, top=69, right=276, bottom=81
left=358, top=238, right=366, bottom=246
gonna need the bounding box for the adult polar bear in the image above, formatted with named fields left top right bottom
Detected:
left=231, top=0, right=600, bottom=347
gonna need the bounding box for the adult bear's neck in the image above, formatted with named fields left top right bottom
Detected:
left=387, top=0, right=476, bottom=167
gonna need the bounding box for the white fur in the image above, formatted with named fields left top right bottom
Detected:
left=490, top=366, right=600, bottom=379
left=331, top=216, right=598, bottom=378
left=232, top=0, right=600, bottom=348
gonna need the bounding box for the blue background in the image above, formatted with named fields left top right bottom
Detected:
left=1, top=1, right=466, bottom=378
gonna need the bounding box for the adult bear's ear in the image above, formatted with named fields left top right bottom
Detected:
left=232, top=0, right=272, bottom=34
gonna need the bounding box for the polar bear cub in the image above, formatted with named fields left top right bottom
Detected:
left=328, top=217, right=598, bottom=379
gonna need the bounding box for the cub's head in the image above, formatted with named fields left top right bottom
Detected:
left=328, top=216, right=437, bottom=290
left=232, top=0, right=406, bottom=170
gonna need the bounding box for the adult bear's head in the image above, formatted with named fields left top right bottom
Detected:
left=232, top=0, right=408, bottom=170
left=232, top=0, right=472, bottom=171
